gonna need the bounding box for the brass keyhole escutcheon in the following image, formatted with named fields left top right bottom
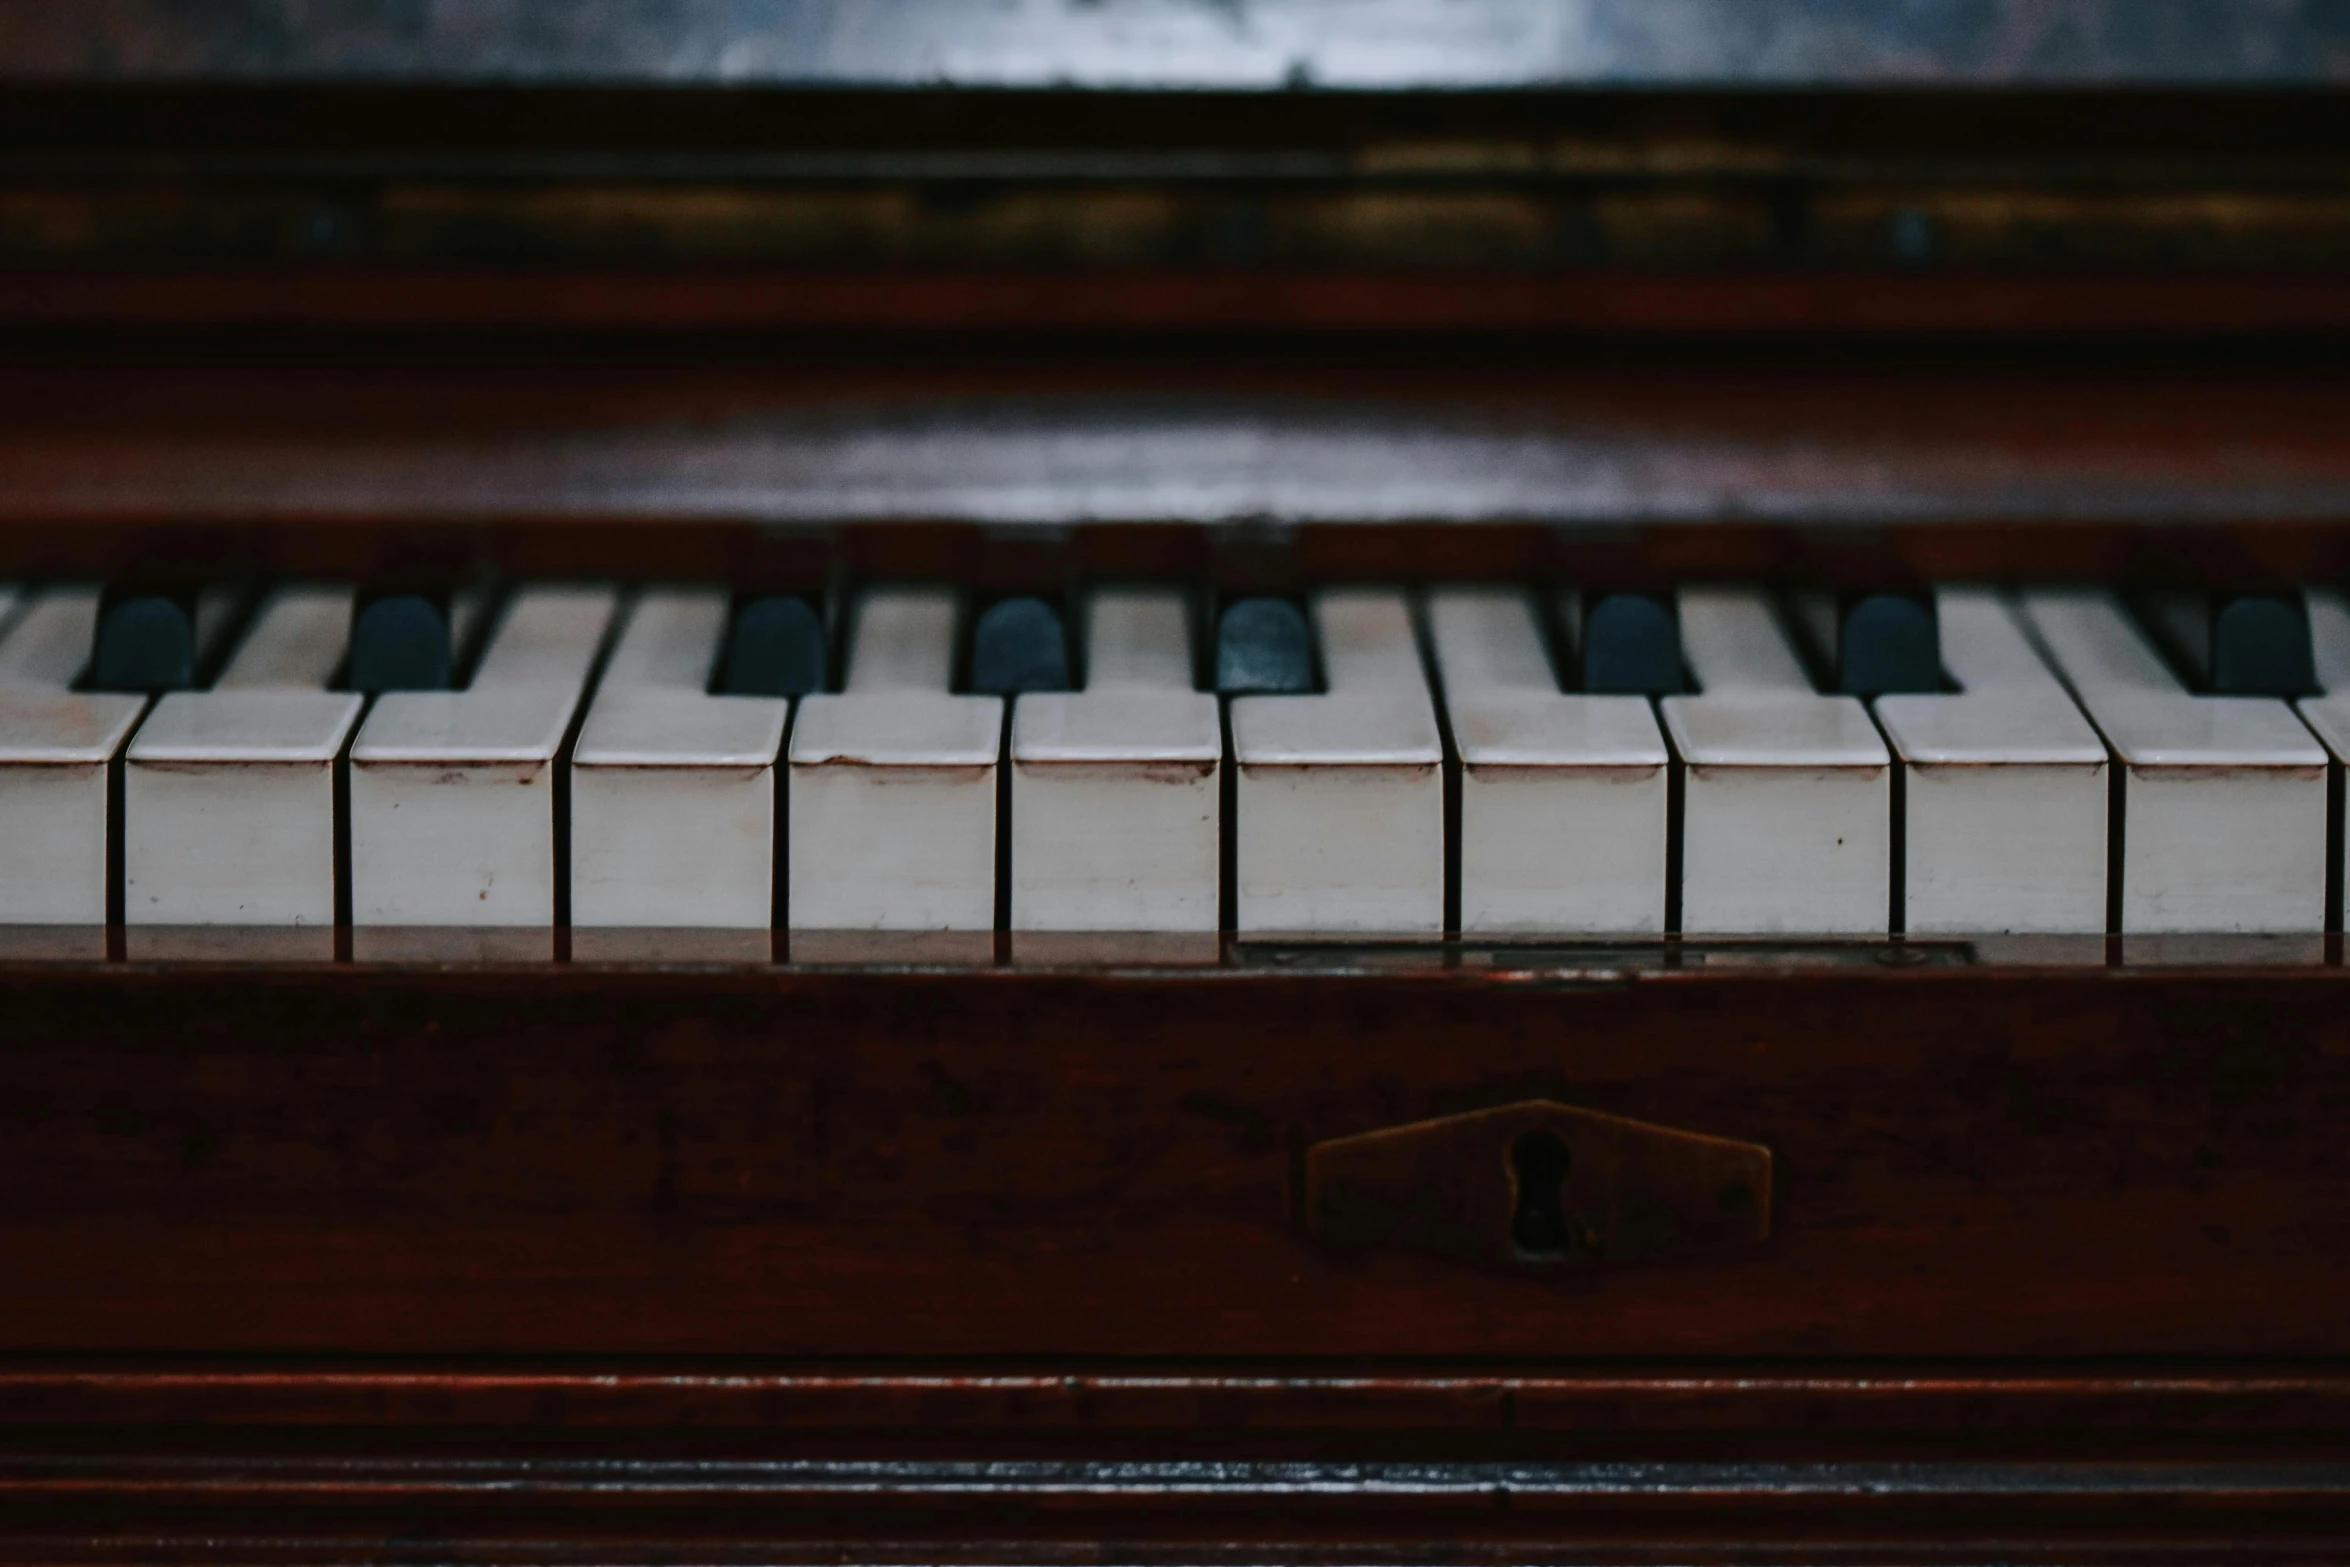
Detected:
left=1306, top=1101, right=1771, bottom=1275
left=1508, top=1131, right=1573, bottom=1260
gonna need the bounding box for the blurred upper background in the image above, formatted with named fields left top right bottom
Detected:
left=8, top=1, right=2350, bottom=558
left=6, top=1, right=2346, bottom=87
left=2, top=0, right=2349, bottom=331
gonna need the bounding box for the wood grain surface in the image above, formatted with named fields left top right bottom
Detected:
left=0, top=959, right=2344, bottom=1360
left=1, top=955, right=2346, bottom=1558
left=4, top=353, right=2350, bottom=543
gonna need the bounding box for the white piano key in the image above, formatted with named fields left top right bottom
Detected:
left=789, top=588, right=1001, bottom=931
left=2294, top=587, right=2350, bottom=917
left=211, top=585, right=350, bottom=688
left=0, top=585, right=104, bottom=693
left=1230, top=588, right=1443, bottom=934
left=0, top=586, right=147, bottom=923
left=1872, top=587, right=2108, bottom=934
left=2308, top=589, right=2350, bottom=695
left=570, top=587, right=789, bottom=929
left=2020, top=586, right=2326, bottom=933
left=2308, top=588, right=2350, bottom=690
left=125, top=585, right=364, bottom=925
left=1661, top=587, right=1890, bottom=935
left=1430, top=587, right=1667, bottom=934
left=1009, top=588, right=1220, bottom=931
left=349, top=585, right=618, bottom=926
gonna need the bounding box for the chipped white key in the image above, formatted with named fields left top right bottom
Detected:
left=1873, top=587, right=2108, bottom=934
left=1662, top=588, right=1890, bottom=935
left=789, top=588, right=1000, bottom=931
left=1010, top=588, right=1220, bottom=931
left=350, top=585, right=618, bottom=925
left=2020, top=587, right=2325, bottom=933
left=125, top=585, right=362, bottom=925
left=1430, top=587, right=1667, bottom=933
left=570, top=587, right=788, bottom=928
left=1230, top=589, right=1443, bottom=934
left=0, top=586, right=149, bottom=923
left=2293, top=588, right=2350, bottom=918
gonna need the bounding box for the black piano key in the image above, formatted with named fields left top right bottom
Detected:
left=346, top=590, right=455, bottom=692
left=1215, top=596, right=1315, bottom=694
left=88, top=588, right=198, bottom=692
left=967, top=595, right=1072, bottom=694
left=2134, top=588, right=2317, bottom=697
left=1579, top=591, right=1684, bottom=695
left=2210, top=593, right=2317, bottom=696
left=1836, top=591, right=1940, bottom=695
left=718, top=593, right=829, bottom=696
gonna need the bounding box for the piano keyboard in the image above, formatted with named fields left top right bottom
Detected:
left=0, top=577, right=2344, bottom=936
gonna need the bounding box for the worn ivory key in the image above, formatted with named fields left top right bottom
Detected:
left=788, top=588, right=1002, bottom=931
left=0, top=586, right=149, bottom=922
left=570, top=587, right=789, bottom=928
left=1009, top=587, right=1220, bottom=931
left=1229, top=588, right=1444, bottom=934
left=125, top=585, right=363, bottom=925
left=1872, top=587, right=2108, bottom=934
left=2020, top=586, right=2326, bottom=933
left=349, top=585, right=618, bottom=925
left=1430, top=586, right=1668, bottom=933
left=1661, top=587, right=1891, bottom=935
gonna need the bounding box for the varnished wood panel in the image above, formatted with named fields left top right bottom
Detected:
left=11, top=1361, right=2350, bottom=1432
left=2, top=353, right=2350, bottom=540
left=8, top=269, right=2350, bottom=336
left=0, top=962, right=2344, bottom=1360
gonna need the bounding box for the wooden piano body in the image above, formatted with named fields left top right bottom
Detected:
left=4, top=5, right=2350, bottom=1558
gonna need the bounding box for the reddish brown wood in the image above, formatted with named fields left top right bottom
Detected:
left=9, top=62, right=2350, bottom=1565
left=0, top=1440, right=2346, bottom=1565
left=0, top=352, right=2347, bottom=585
left=10, top=1362, right=2350, bottom=1433
left=0, top=960, right=2345, bottom=1361
left=6, top=269, right=2350, bottom=335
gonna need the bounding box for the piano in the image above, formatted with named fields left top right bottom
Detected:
left=4, top=3, right=2350, bottom=1559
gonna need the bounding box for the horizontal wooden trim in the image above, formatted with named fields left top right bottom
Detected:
left=11, top=1453, right=2350, bottom=1503
left=7, top=1363, right=2350, bottom=1431
left=6, top=268, right=2350, bottom=334
left=7, top=354, right=2350, bottom=536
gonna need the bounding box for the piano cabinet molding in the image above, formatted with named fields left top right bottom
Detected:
left=13, top=1361, right=2350, bottom=1432
left=14, top=367, right=2350, bottom=535
left=0, top=960, right=2348, bottom=1360
left=4, top=1446, right=2350, bottom=1562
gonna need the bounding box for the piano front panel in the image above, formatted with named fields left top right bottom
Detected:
left=0, top=955, right=2346, bottom=1363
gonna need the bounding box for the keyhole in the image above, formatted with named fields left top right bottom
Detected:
left=1509, top=1131, right=1573, bottom=1260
